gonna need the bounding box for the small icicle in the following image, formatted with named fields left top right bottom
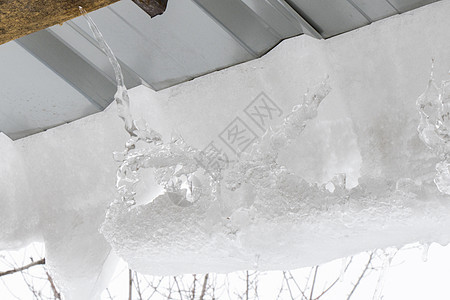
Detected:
left=416, top=58, right=450, bottom=194
left=422, top=243, right=430, bottom=262
left=81, top=7, right=333, bottom=209
left=79, top=6, right=135, bottom=135
left=254, top=254, right=260, bottom=269
left=431, top=58, right=435, bottom=81
left=332, top=173, right=347, bottom=190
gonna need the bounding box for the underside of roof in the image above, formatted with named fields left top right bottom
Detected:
left=0, top=0, right=441, bottom=140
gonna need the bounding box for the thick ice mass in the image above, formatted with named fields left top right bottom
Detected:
left=417, top=60, right=450, bottom=194
left=2, top=1, right=450, bottom=298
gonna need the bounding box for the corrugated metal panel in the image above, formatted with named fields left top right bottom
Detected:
left=70, top=0, right=256, bottom=90
left=285, top=0, right=370, bottom=37
left=192, top=0, right=283, bottom=55
left=349, top=0, right=398, bottom=21
left=57, top=0, right=317, bottom=90
left=191, top=0, right=317, bottom=55
left=241, top=0, right=306, bottom=37
left=0, top=41, right=100, bottom=140
left=48, top=21, right=144, bottom=90
left=17, top=30, right=117, bottom=110
left=387, top=0, right=439, bottom=12
left=0, top=0, right=443, bottom=140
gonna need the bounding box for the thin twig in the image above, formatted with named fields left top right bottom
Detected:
left=253, top=271, right=259, bottom=300
left=313, top=257, right=353, bottom=300
left=288, top=271, right=307, bottom=300
left=303, top=267, right=313, bottom=296
left=128, top=269, right=133, bottom=300
left=199, top=274, right=209, bottom=300
left=283, top=271, right=295, bottom=300
left=173, top=276, right=183, bottom=300
left=134, top=271, right=143, bottom=300
left=19, top=270, right=40, bottom=299
left=276, top=272, right=286, bottom=300
left=347, top=252, right=374, bottom=300
left=191, top=274, right=197, bottom=300
left=178, top=275, right=187, bottom=298
left=106, top=288, right=114, bottom=300
left=46, top=271, right=62, bottom=299
left=168, top=276, right=176, bottom=299
left=148, top=277, right=164, bottom=299
left=246, top=271, right=249, bottom=300
left=309, top=266, right=319, bottom=300
left=0, top=258, right=45, bottom=277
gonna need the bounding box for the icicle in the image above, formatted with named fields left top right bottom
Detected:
left=80, top=7, right=135, bottom=135
left=80, top=7, right=204, bottom=207
left=254, top=254, right=260, bottom=269
left=417, top=58, right=450, bottom=194
left=331, top=173, right=347, bottom=190
left=223, top=77, right=331, bottom=197
left=80, top=7, right=332, bottom=209
left=422, top=243, right=430, bottom=262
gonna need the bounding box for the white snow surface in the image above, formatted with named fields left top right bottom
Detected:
left=2, top=1, right=450, bottom=298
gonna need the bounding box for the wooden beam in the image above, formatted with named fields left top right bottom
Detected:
left=0, top=0, right=121, bottom=45
left=131, top=0, right=168, bottom=18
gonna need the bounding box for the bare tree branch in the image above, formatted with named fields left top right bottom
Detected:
left=173, top=276, right=183, bottom=300
left=191, top=274, right=197, bottom=300
left=168, top=276, right=177, bottom=299
left=276, top=273, right=286, bottom=300
left=147, top=276, right=164, bottom=299
left=199, top=274, right=209, bottom=300
left=134, top=271, right=143, bottom=300
left=0, top=258, right=45, bottom=277
left=347, top=252, right=374, bottom=300
left=283, top=271, right=295, bottom=300
left=246, top=271, right=249, bottom=300
left=46, top=271, right=61, bottom=299
left=288, top=271, right=308, bottom=300
left=303, top=267, right=314, bottom=296
left=128, top=269, right=133, bottom=300
left=309, top=266, right=319, bottom=300
left=19, top=271, right=40, bottom=299
left=105, top=288, right=114, bottom=300
left=253, top=271, right=259, bottom=300
left=313, top=257, right=353, bottom=300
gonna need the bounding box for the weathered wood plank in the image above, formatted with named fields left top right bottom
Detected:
left=131, top=0, right=168, bottom=18
left=0, top=0, right=121, bottom=45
